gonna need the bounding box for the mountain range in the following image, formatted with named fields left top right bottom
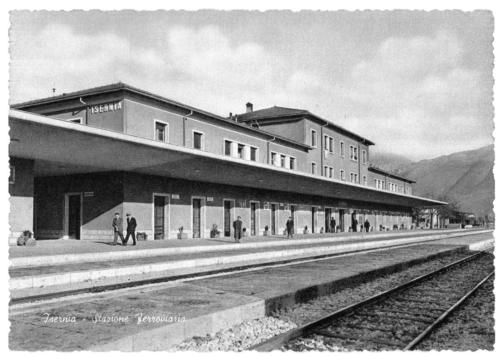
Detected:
left=370, top=144, right=494, bottom=218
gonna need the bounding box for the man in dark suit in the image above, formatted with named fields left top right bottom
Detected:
left=364, top=219, right=371, bottom=233
left=124, top=213, right=137, bottom=246
left=286, top=216, right=294, bottom=239
left=112, top=212, right=125, bottom=246
left=233, top=216, right=242, bottom=243
left=330, top=217, right=336, bottom=234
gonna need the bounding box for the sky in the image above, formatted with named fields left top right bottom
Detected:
left=8, top=10, right=494, bottom=160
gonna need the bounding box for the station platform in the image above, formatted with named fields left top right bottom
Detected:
left=9, top=229, right=492, bottom=299
left=9, top=231, right=494, bottom=351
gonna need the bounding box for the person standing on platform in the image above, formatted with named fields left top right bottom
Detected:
left=286, top=216, right=294, bottom=239
left=124, top=213, right=137, bottom=246
left=233, top=216, right=242, bottom=243
left=330, top=217, right=336, bottom=233
left=112, top=212, right=125, bottom=246
left=364, top=219, right=370, bottom=233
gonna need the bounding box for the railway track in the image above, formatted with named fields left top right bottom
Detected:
left=251, top=249, right=494, bottom=351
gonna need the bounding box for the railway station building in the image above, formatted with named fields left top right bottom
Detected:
left=8, top=83, right=445, bottom=243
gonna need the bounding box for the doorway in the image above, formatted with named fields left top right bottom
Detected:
left=192, top=198, right=202, bottom=238
left=250, top=202, right=257, bottom=236
left=154, top=195, right=167, bottom=240
left=66, top=193, right=81, bottom=240
left=325, top=208, right=332, bottom=232
left=223, top=200, right=232, bottom=237
left=290, top=205, right=296, bottom=232
left=339, top=209, right=345, bottom=232
left=311, top=207, right=317, bottom=233
left=271, top=203, right=277, bottom=235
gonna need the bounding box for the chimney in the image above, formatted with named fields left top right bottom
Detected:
left=246, top=102, right=253, bottom=113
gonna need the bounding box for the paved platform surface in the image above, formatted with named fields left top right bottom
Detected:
left=10, top=230, right=421, bottom=258
left=9, top=230, right=471, bottom=277
left=10, top=228, right=464, bottom=261
left=9, top=232, right=493, bottom=351
left=10, top=229, right=489, bottom=299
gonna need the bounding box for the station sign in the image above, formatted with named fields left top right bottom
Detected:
left=171, top=194, right=180, bottom=200
left=88, top=101, right=122, bottom=115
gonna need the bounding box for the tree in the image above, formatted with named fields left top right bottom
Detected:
left=433, top=197, right=462, bottom=228
left=411, top=207, right=426, bottom=227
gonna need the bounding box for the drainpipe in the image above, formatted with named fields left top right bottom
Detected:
left=358, top=142, right=361, bottom=183
left=79, top=97, right=88, bottom=125
left=183, top=110, right=194, bottom=146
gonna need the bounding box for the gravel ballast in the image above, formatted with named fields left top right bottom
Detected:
left=172, top=250, right=476, bottom=351
left=416, top=277, right=495, bottom=351
left=285, top=253, right=494, bottom=351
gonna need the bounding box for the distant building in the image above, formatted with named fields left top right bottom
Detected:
left=9, top=83, right=445, bottom=243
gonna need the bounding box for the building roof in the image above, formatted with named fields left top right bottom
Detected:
left=368, top=165, right=416, bottom=183
left=236, top=106, right=375, bottom=146
left=11, top=82, right=311, bottom=151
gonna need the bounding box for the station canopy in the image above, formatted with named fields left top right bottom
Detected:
left=9, top=109, right=446, bottom=208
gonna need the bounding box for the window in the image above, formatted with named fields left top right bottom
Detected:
left=350, top=173, right=354, bottom=182
left=340, top=170, right=345, bottom=181
left=224, top=140, right=232, bottom=156
left=340, top=141, right=345, bottom=157
left=311, top=162, right=317, bottom=175
left=311, top=130, right=317, bottom=147
left=375, top=179, right=385, bottom=190
left=271, top=152, right=277, bottom=166
left=324, top=135, right=334, bottom=153
left=324, top=166, right=333, bottom=178
left=9, top=165, right=15, bottom=184
left=271, top=152, right=295, bottom=170
left=237, top=144, right=244, bottom=159
left=155, top=121, right=167, bottom=142
left=362, top=150, right=367, bottom=164
left=363, top=175, right=367, bottom=185
left=349, top=145, right=358, bottom=161
left=193, top=131, right=203, bottom=150
left=250, top=147, right=257, bottom=161
left=324, top=165, right=328, bottom=176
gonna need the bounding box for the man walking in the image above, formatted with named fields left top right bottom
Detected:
left=364, top=219, right=370, bottom=233
left=233, top=216, right=243, bottom=243
left=286, top=216, right=294, bottom=239
left=112, top=212, right=125, bottom=246
left=124, top=213, right=137, bottom=246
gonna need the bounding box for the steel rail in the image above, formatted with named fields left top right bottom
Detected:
left=403, top=270, right=494, bottom=350
left=250, top=248, right=493, bottom=351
